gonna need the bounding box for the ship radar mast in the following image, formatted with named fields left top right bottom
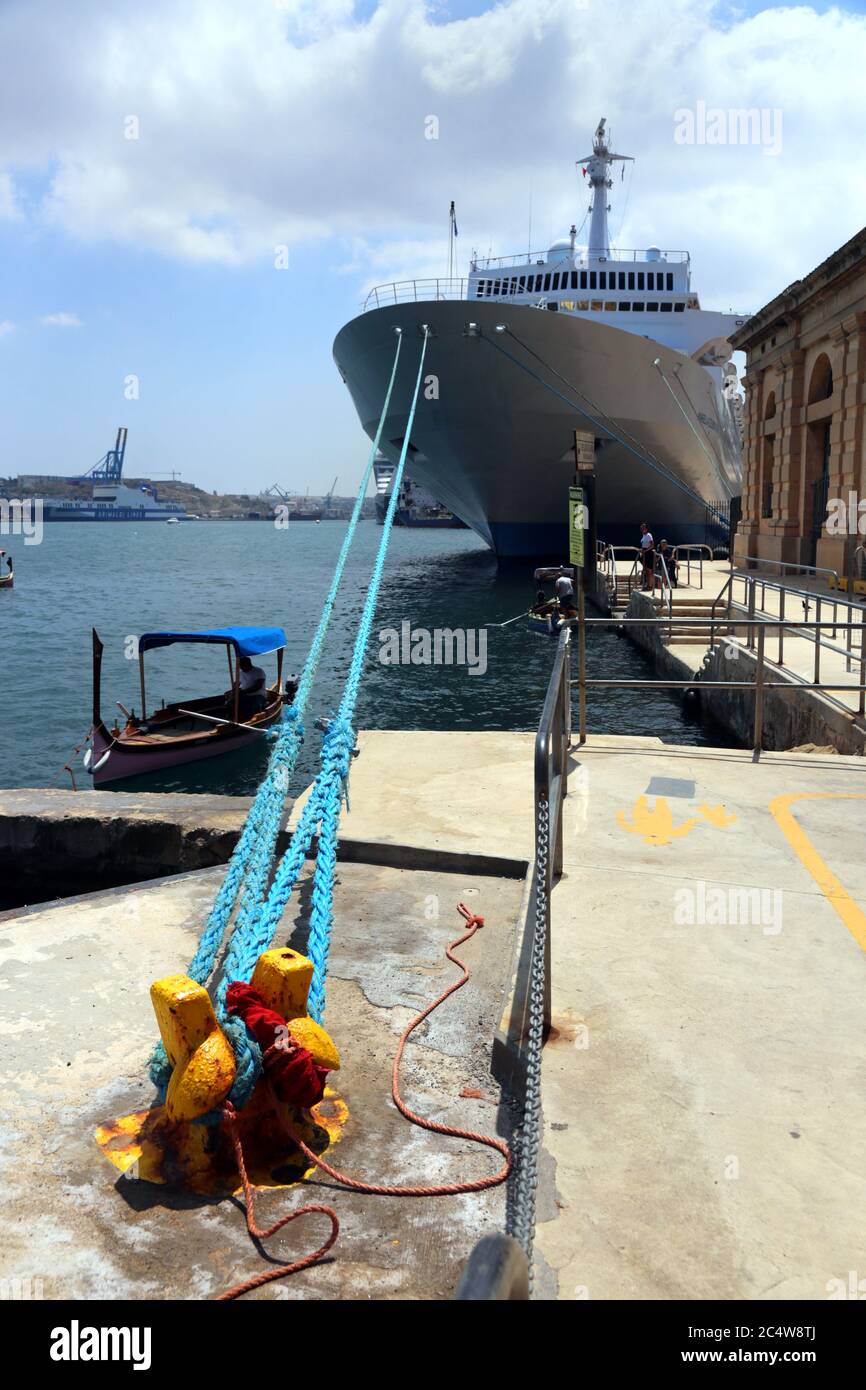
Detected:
left=576, top=118, right=633, bottom=261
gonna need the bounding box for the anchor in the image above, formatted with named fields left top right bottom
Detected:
left=96, top=947, right=346, bottom=1194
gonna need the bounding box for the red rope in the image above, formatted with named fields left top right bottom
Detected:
left=218, top=902, right=512, bottom=1299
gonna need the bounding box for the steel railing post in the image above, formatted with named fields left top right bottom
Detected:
left=753, top=623, right=766, bottom=760
left=578, top=582, right=587, bottom=744
left=747, top=578, right=756, bottom=650
left=814, top=597, right=821, bottom=684
left=860, top=611, right=866, bottom=717
left=779, top=586, right=785, bottom=666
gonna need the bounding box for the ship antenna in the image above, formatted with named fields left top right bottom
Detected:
left=575, top=116, right=634, bottom=261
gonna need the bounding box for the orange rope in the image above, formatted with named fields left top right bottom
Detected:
left=218, top=902, right=512, bottom=1299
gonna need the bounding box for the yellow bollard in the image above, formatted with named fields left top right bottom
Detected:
left=150, top=974, right=237, bottom=1121
left=97, top=949, right=345, bottom=1193
left=251, top=949, right=341, bottom=1072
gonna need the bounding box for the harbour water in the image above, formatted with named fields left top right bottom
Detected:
left=0, top=519, right=736, bottom=795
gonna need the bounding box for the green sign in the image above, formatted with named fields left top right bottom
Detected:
left=569, top=486, right=585, bottom=568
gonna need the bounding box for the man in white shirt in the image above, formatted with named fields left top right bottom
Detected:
left=237, top=656, right=267, bottom=716
left=639, top=522, right=655, bottom=593
left=554, top=572, right=577, bottom=616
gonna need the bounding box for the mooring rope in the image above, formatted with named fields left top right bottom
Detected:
left=217, top=903, right=512, bottom=1300
left=213, top=329, right=431, bottom=1106
left=148, top=329, right=405, bottom=1096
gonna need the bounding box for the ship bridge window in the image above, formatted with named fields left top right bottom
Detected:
left=618, top=301, right=631, bottom=311
left=647, top=272, right=654, bottom=289
left=599, top=271, right=606, bottom=288
left=627, top=271, right=635, bottom=290
left=589, top=271, right=597, bottom=289
left=518, top=275, right=526, bottom=292
left=579, top=271, right=588, bottom=289
left=552, top=273, right=561, bottom=290
left=674, top=302, right=685, bottom=312
left=660, top=302, right=672, bottom=312
left=647, top=302, right=659, bottom=311
left=632, top=302, right=645, bottom=311
left=618, top=272, right=626, bottom=289
left=637, top=272, right=645, bottom=290
left=571, top=271, right=579, bottom=289
left=543, top=273, right=551, bottom=290
left=667, top=272, right=674, bottom=290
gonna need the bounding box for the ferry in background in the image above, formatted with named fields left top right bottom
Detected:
left=335, top=119, right=746, bottom=559
left=373, top=452, right=466, bottom=529
left=42, top=429, right=189, bottom=522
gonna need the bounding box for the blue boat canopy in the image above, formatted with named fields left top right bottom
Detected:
left=139, top=626, right=287, bottom=657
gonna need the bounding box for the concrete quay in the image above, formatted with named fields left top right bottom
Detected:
left=1, top=725, right=865, bottom=1300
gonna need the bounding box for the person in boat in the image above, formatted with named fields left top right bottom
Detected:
left=657, top=539, right=678, bottom=588
left=639, top=522, right=655, bottom=593
left=554, top=572, right=577, bottom=617
left=235, top=655, right=268, bottom=719
left=531, top=586, right=557, bottom=617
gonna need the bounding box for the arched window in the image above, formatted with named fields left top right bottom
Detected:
left=808, top=353, right=834, bottom=404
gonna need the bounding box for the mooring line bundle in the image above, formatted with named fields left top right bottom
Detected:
left=149, top=328, right=428, bottom=1109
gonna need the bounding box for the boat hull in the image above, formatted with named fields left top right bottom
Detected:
left=333, top=301, right=740, bottom=559
left=89, top=714, right=276, bottom=786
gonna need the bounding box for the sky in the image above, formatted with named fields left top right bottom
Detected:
left=1, top=0, right=865, bottom=496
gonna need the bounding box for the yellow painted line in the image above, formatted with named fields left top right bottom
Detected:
left=769, top=793, right=866, bottom=952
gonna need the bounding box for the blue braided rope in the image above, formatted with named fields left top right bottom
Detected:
left=147, top=330, right=405, bottom=1095
left=214, top=330, right=430, bottom=1107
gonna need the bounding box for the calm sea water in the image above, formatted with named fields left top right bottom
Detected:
left=0, top=520, right=735, bottom=795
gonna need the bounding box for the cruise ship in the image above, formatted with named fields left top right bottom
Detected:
left=42, top=429, right=189, bottom=522
left=333, top=119, right=746, bottom=559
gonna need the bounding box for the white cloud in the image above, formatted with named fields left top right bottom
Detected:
left=40, top=312, right=82, bottom=327
left=0, top=320, right=15, bottom=337
left=0, top=171, right=21, bottom=221
left=0, top=0, right=864, bottom=310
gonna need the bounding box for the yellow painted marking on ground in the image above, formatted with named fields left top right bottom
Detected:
left=617, top=796, right=737, bottom=847
left=769, top=793, right=866, bottom=953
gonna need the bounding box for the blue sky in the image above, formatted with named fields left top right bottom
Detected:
left=1, top=0, right=865, bottom=495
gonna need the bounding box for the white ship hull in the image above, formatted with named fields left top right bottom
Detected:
left=334, top=300, right=740, bottom=558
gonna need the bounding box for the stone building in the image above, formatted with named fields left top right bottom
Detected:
left=731, top=227, right=866, bottom=576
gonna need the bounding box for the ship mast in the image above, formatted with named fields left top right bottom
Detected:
left=577, top=118, right=633, bottom=261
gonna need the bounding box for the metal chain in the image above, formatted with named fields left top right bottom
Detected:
left=507, top=795, right=550, bottom=1293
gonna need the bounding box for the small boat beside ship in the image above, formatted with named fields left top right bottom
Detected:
left=86, top=625, right=289, bottom=786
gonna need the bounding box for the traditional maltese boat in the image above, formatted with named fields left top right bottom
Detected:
left=85, top=625, right=289, bottom=786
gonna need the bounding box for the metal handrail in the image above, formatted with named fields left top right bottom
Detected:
left=470, top=247, right=690, bottom=271
left=362, top=278, right=468, bottom=311
left=711, top=571, right=866, bottom=673
left=454, top=1234, right=529, bottom=1301
left=736, top=554, right=840, bottom=587
left=574, top=613, right=866, bottom=755
left=671, top=543, right=712, bottom=588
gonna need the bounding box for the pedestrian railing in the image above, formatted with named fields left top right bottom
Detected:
left=574, top=613, right=866, bottom=755
left=711, top=572, right=866, bottom=674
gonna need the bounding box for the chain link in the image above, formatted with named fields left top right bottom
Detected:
left=507, top=794, right=550, bottom=1292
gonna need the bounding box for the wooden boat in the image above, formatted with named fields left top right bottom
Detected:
left=86, top=625, right=289, bottom=786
